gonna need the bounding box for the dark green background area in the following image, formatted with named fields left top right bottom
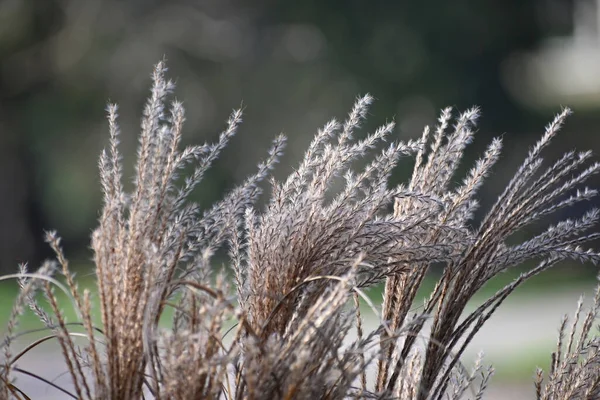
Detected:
left=0, top=0, right=596, bottom=284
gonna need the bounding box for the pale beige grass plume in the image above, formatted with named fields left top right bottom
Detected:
left=1, top=60, right=600, bottom=399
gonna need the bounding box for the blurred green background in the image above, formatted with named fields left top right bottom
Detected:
left=2, top=1, right=600, bottom=394
left=2, top=0, right=600, bottom=273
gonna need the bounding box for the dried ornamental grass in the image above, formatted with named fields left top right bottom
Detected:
left=1, top=61, right=599, bottom=399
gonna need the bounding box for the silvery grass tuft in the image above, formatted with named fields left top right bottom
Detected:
left=1, top=60, right=600, bottom=399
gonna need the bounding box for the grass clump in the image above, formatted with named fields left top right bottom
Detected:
left=2, top=60, right=600, bottom=399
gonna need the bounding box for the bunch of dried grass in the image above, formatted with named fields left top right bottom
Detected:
left=1, top=61, right=599, bottom=399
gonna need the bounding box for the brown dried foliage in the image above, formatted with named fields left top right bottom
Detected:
left=2, top=61, right=600, bottom=399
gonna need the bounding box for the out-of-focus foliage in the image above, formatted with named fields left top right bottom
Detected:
left=2, top=0, right=597, bottom=272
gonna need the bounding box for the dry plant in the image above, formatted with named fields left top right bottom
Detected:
left=1, top=60, right=600, bottom=399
